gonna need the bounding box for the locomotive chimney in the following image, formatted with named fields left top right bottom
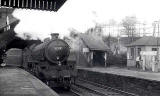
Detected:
left=51, top=33, right=59, bottom=40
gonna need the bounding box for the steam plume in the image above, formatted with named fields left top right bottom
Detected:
left=12, top=5, right=95, bottom=41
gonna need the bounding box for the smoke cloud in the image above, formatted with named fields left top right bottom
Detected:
left=12, top=0, right=160, bottom=41
left=12, top=0, right=96, bottom=41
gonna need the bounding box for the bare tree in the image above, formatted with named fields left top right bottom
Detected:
left=121, top=16, right=137, bottom=42
left=109, top=19, right=117, bottom=26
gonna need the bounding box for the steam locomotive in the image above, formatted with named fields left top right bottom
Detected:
left=22, top=33, right=77, bottom=89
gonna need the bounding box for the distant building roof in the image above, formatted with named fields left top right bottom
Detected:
left=79, top=34, right=109, bottom=51
left=120, top=37, right=141, bottom=45
left=6, top=48, right=22, bottom=55
left=127, top=36, right=160, bottom=46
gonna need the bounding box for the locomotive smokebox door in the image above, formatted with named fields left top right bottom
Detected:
left=45, top=39, right=70, bottom=64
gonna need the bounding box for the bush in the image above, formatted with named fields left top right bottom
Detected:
left=108, top=52, right=127, bottom=67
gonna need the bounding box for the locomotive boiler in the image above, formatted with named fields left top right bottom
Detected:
left=22, top=33, right=77, bottom=88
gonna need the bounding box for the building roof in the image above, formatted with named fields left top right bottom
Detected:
left=127, top=36, right=160, bottom=47
left=0, top=15, right=19, bottom=30
left=0, top=8, right=19, bottom=49
left=0, top=8, right=19, bottom=30
left=79, top=34, right=109, bottom=51
left=6, top=48, right=22, bottom=55
left=119, top=37, right=141, bottom=45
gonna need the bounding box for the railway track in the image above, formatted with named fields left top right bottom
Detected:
left=71, top=84, right=102, bottom=96
left=58, top=91, right=78, bottom=96
left=70, top=88, right=84, bottom=96
left=70, top=78, right=139, bottom=96
left=52, top=87, right=78, bottom=96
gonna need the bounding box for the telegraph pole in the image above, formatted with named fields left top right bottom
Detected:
left=153, top=22, right=156, bottom=36
left=143, top=23, right=146, bottom=36
left=157, top=21, right=159, bottom=63
left=154, top=20, right=160, bottom=71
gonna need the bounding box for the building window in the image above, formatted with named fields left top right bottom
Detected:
left=131, top=48, right=134, bottom=59
left=137, top=48, right=141, bottom=56
left=152, top=48, right=158, bottom=51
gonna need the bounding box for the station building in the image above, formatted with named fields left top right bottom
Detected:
left=126, top=36, right=160, bottom=72
left=0, top=8, right=19, bottom=64
left=0, top=8, right=19, bottom=49
left=76, top=34, right=110, bottom=67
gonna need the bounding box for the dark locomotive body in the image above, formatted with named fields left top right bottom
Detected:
left=22, top=34, right=77, bottom=88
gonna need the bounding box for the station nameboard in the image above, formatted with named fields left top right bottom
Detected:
left=0, top=0, right=66, bottom=11
left=140, top=51, right=157, bottom=56
left=83, top=48, right=89, bottom=52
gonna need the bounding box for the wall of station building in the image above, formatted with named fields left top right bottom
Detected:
left=127, top=45, right=160, bottom=70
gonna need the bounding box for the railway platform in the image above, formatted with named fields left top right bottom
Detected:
left=77, top=66, right=160, bottom=96
left=0, top=67, right=59, bottom=96
left=78, top=67, right=160, bottom=81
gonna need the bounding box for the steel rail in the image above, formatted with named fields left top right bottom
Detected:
left=77, top=78, right=139, bottom=96
left=73, top=83, right=115, bottom=96
left=70, top=88, right=82, bottom=96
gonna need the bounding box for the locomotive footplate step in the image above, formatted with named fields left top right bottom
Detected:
left=0, top=67, right=59, bottom=96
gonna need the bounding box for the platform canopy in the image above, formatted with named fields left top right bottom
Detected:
left=0, top=0, right=67, bottom=11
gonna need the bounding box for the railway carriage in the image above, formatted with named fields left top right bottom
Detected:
left=4, top=48, right=22, bottom=67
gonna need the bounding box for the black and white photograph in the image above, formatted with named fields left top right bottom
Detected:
left=0, top=0, right=160, bottom=96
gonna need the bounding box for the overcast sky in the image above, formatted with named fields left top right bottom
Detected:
left=12, top=0, right=160, bottom=40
